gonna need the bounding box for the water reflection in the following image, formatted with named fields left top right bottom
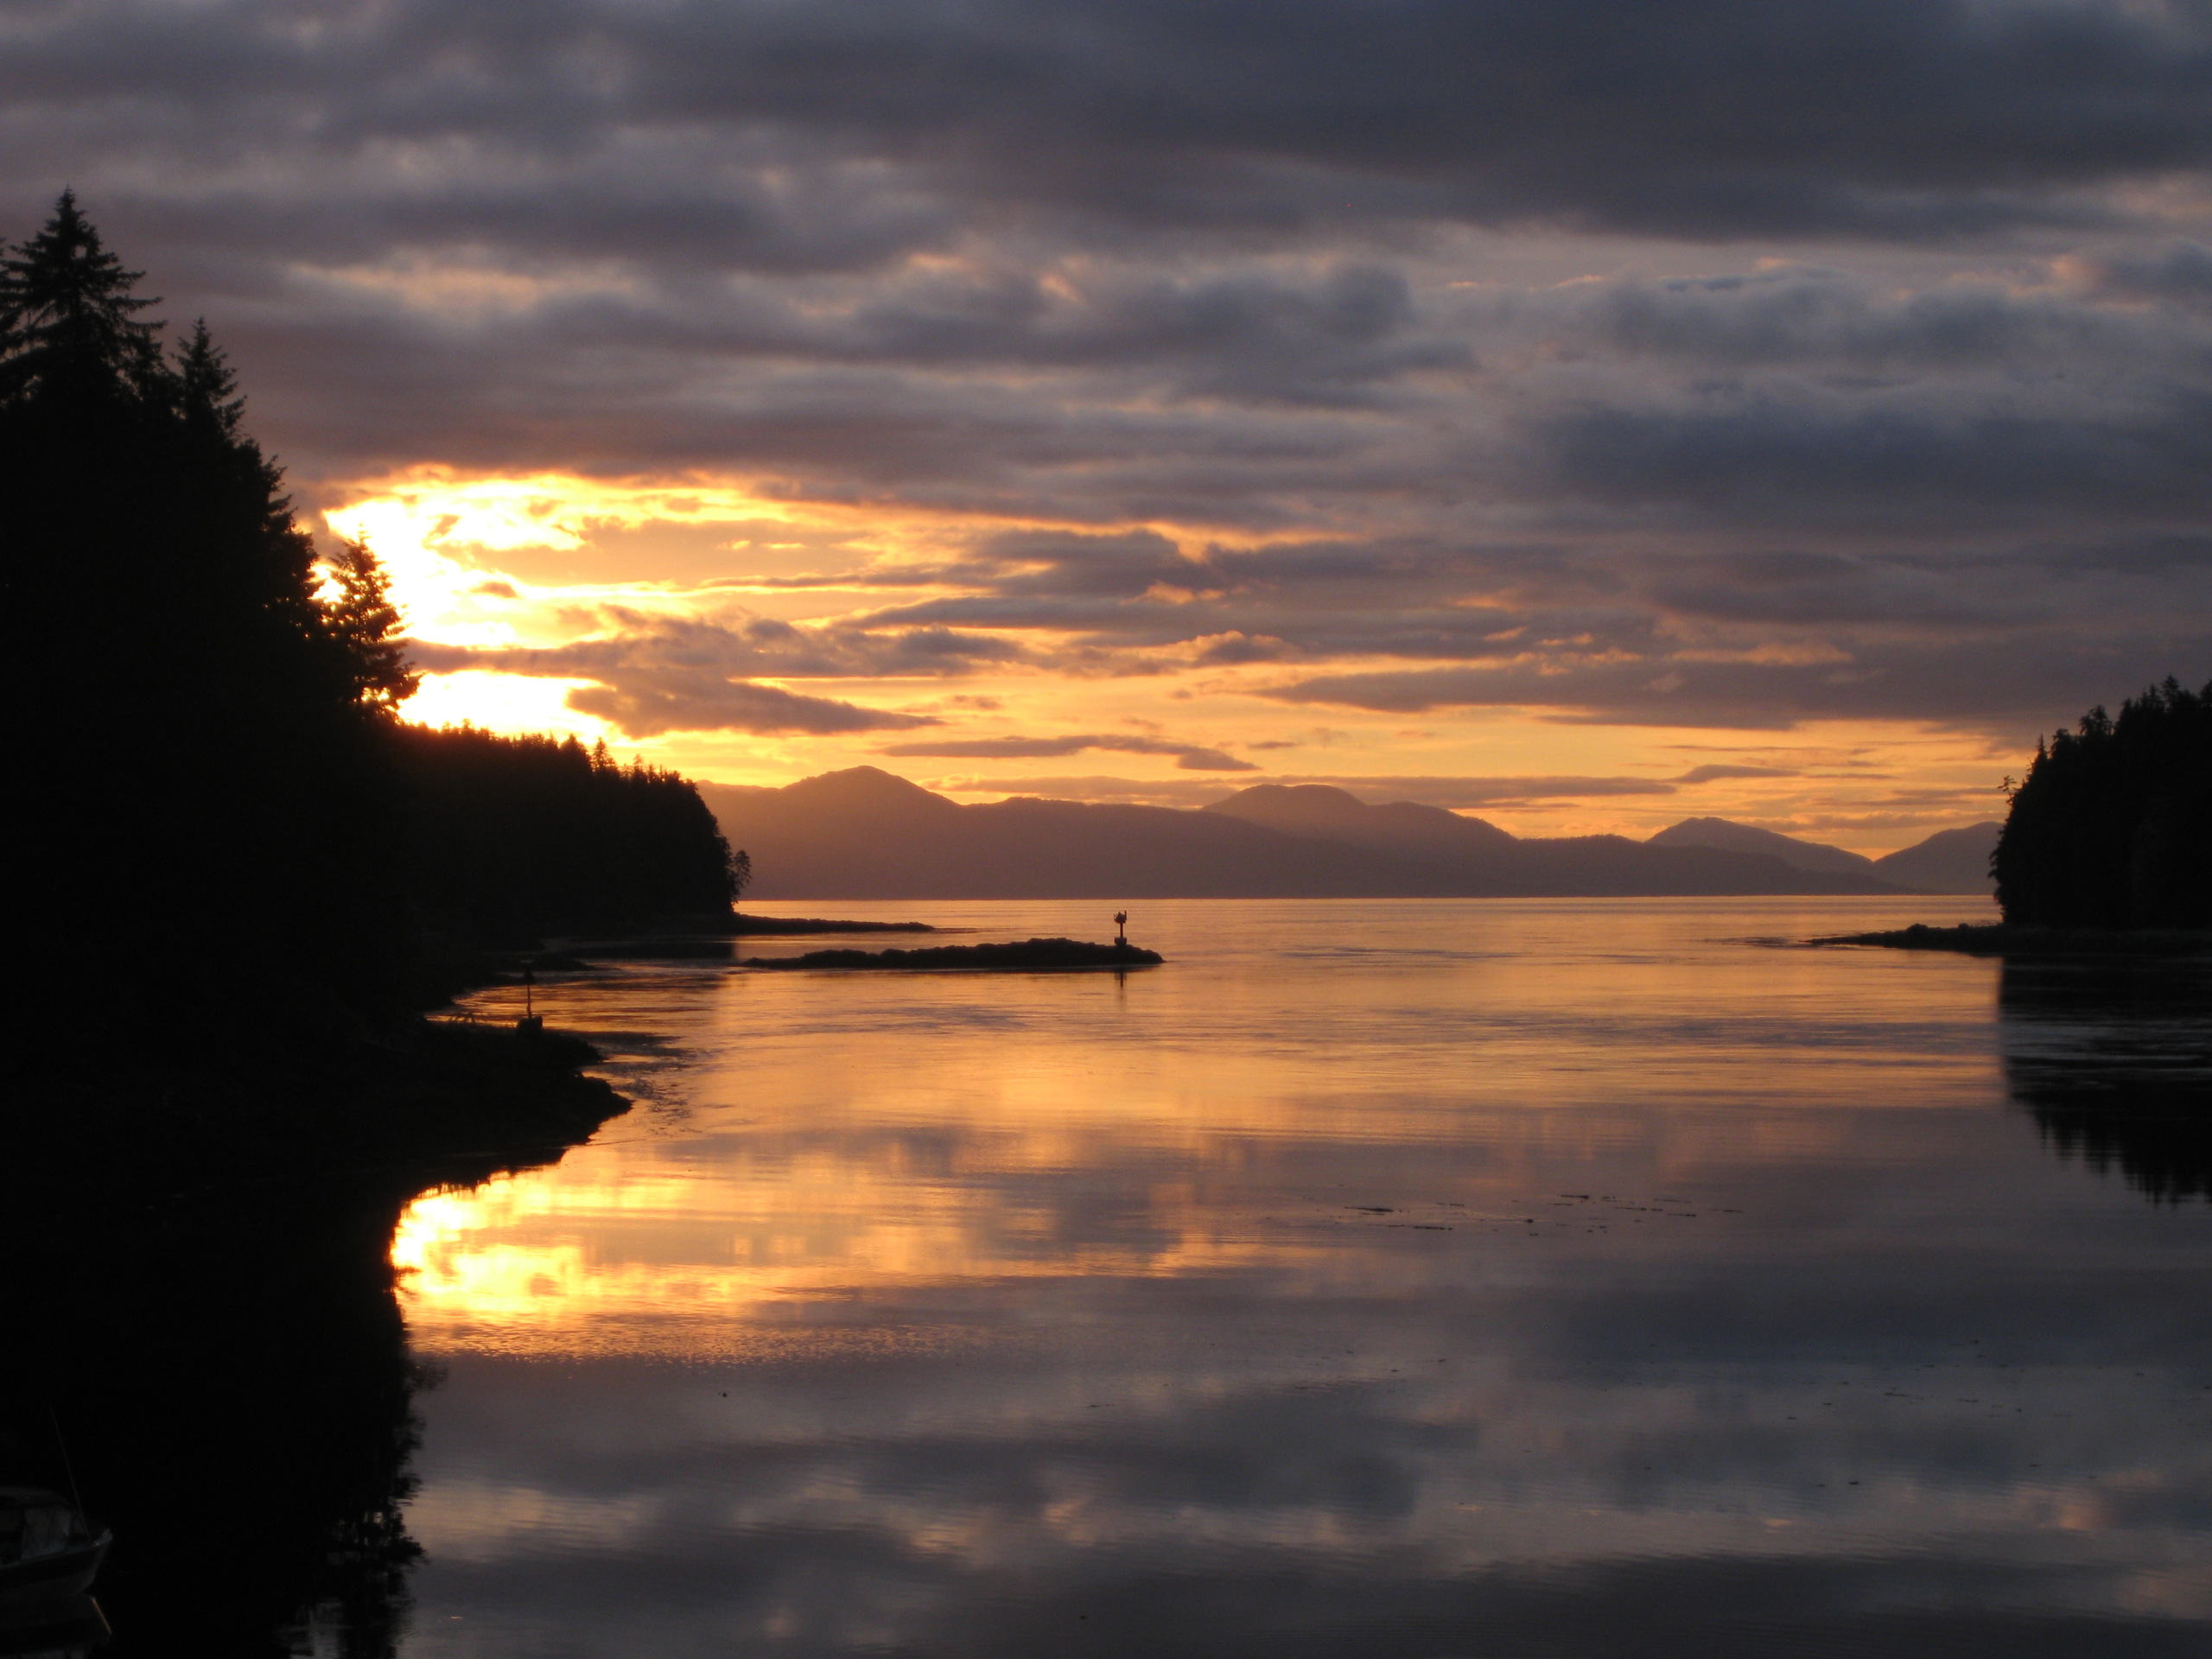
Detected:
left=2, top=1185, right=423, bottom=1656
left=394, top=900, right=2212, bottom=1656
left=1, top=1116, right=623, bottom=1657
left=2000, top=953, right=2212, bottom=1202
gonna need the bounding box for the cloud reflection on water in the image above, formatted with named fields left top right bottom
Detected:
left=391, top=899, right=2212, bottom=1656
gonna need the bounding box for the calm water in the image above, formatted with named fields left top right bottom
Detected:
left=391, top=899, right=2212, bottom=1658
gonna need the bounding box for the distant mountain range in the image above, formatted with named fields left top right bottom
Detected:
left=1649, top=816, right=1999, bottom=893
left=698, top=769, right=2000, bottom=899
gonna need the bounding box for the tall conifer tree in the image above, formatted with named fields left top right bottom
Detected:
left=2, top=194, right=414, bottom=1049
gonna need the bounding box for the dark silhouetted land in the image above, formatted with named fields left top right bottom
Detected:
left=3, top=198, right=728, bottom=1169
left=1819, top=921, right=2212, bottom=957
left=1650, top=816, right=1999, bottom=893
left=698, top=771, right=1967, bottom=899
left=1822, top=677, right=2209, bottom=956
left=1995, top=677, right=2210, bottom=931
left=745, top=938, right=1162, bottom=971
left=396, top=723, right=740, bottom=946
left=3, top=1018, right=630, bottom=1659
left=722, top=914, right=938, bottom=935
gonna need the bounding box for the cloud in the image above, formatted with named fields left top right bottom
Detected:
left=1264, top=638, right=2212, bottom=729
left=1288, top=774, right=1680, bottom=807
left=13, top=3, right=2212, bottom=749
left=16, top=0, right=2212, bottom=254
left=1535, top=394, right=2212, bottom=526
left=407, top=608, right=1027, bottom=683
left=1676, top=763, right=1797, bottom=784
left=2082, top=242, right=2212, bottom=307
left=925, top=771, right=1689, bottom=809
left=406, top=613, right=961, bottom=735
left=567, top=677, right=938, bottom=738
left=928, top=773, right=1254, bottom=807
left=881, top=734, right=1258, bottom=771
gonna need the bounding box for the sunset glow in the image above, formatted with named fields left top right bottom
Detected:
left=13, top=0, right=2203, bottom=854
left=16, top=7, right=2212, bottom=1655
left=314, top=465, right=2025, bottom=846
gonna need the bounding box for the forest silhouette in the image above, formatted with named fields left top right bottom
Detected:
left=1994, top=677, right=2212, bottom=930
left=1, top=194, right=737, bottom=1057
left=396, top=723, right=740, bottom=944
left=3, top=194, right=721, bottom=1656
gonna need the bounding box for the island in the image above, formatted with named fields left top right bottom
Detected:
left=744, top=937, right=1163, bottom=971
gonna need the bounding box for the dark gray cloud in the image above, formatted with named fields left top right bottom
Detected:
left=1265, top=637, right=2212, bottom=730
left=1536, top=392, right=2212, bottom=526
left=2083, top=241, right=2212, bottom=306
left=10, top=3, right=2212, bottom=741
left=11, top=0, right=2212, bottom=250
left=1471, top=264, right=2212, bottom=372
left=881, top=735, right=1258, bottom=771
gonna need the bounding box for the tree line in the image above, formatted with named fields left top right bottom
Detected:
left=1994, top=677, right=2211, bottom=930
left=396, top=724, right=742, bottom=942
left=2, top=194, right=738, bottom=1054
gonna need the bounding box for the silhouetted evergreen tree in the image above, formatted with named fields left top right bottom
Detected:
left=327, top=537, right=423, bottom=713
left=3, top=193, right=415, bottom=1050
left=3, top=195, right=741, bottom=1052
left=391, top=724, right=738, bottom=939
left=1993, top=677, right=2212, bottom=929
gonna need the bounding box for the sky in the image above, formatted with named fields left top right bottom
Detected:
left=8, top=0, right=2212, bottom=849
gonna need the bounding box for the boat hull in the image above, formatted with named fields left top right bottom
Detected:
left=0, top=1535, right=109, bottom=1607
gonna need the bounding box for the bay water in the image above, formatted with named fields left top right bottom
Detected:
left=388, top=897, right=2212, bottom=1657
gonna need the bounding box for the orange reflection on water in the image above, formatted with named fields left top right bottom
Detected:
left=391, top=1128, right=1349, bottom=1361
left=393, top=898, right=2007, bottom=1363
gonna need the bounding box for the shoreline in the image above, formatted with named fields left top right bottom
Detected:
left=5, top=1018, right=630, bottom=1657
left=1815, top=921, right=2212, bottom=957
left=16, top=1017, right=631, bottom=1219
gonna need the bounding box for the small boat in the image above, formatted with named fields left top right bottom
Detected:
left=0, top=1490, right=108, bottom=1607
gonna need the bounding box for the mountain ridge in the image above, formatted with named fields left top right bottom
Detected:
left=1649, top=812, right=1997, bottom=892
left=699, top=769, right=1964, bottom=899
left=1647, top=816, right=1876, bottom=875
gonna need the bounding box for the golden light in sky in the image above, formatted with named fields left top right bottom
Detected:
left=23, top=0, right=2206, bottom=856
left=320, top=467, right=2015, bottom=849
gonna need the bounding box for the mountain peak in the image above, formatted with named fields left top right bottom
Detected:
left=1647, top=817, right=1872, bottom=875
left=1206, top=780, right=1517, bottom=857
left=1206, top=783, right=1366, bottom=812
left=781, top=766, right=960, bottom=813
left=1870, top=822, right=2001, bottom=893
